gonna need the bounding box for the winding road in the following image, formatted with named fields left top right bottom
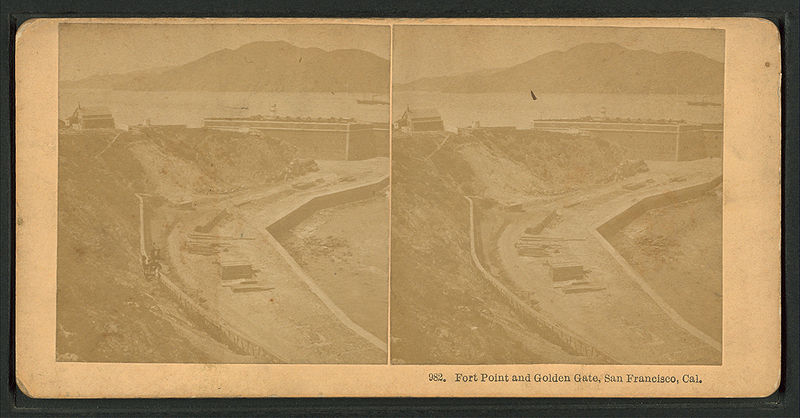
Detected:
left=146, top=158, right=389, bottom=363
left=485, top=159, right=723, bottom=364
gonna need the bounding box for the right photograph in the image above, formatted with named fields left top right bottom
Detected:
left=390, top=25, right=724, bottom=365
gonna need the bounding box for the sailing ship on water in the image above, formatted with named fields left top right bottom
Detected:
left=687, top=95, right=721, bottom=107
left=686, top=100, right=722, bottom=107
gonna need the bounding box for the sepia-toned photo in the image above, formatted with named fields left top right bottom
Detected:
left=391, top=25, right=724, bottom=365
left=15, top=18, right=781, bottom=398
left=56, top=23, right=390, bottom=364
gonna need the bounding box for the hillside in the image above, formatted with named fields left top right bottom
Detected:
left=57, top=127, right=300, bottom=362
left=389, top=129, right=629, bottom=363
left=395, top=43, right=723, bottom=95
left=452, top=129, right=627, bottom=202
left=391, top=133, right=579, bottom=364
left=59, top=66, right=175, bottom=89
left=61, top=41, right=389, bottom=93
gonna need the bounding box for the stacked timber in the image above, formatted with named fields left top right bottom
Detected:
left=185, top=233, right=253, bottom=255
left=516, top=243, right=559, bottom=257
left=524, top=209, right=558, bottom=235
left=186, top=233, right=231, bottom=255
left=562, top=283, right=607, bottom=294
left=222, top=280, right=273, bottom=293
left=515, top=234, right=584, bottom=257
left=195, top=209, right=230, bottom=234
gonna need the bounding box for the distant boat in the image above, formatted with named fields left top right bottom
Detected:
left=530, top=90, right=538, bottom=101
left=357, top=95, right=389, bottom=105
left=687, top=100, right=721, bottom=107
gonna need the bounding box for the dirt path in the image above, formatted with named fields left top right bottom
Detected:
left=158, top=158, right=389, bottom=363
left=487, top=159, right=723, bottom=364
left=466, top=196, right=617, bottom=362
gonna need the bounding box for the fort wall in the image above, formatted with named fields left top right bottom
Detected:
left=596, top=176, right=723, bottom=237
left=267, top=176, right=389, bottom=236
left=533, top=120, right=722, bottom=162
left=592, top=176, right=724, bottom=352
left=203, top=118, right=388, bottom=161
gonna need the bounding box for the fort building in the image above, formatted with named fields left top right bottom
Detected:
left=202, top=115, right=388, bottom=161
left=68, top=105, right=115, bottom=129
left=533, top=118, right=722, bottom=161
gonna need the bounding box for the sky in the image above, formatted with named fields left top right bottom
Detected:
left=60, top=24, right=725, bottom=84
left=392, top=25, right=725, bottom=83
left=59, top=23, right=391, bottom=81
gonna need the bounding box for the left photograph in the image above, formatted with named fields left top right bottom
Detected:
left=57, top=23, right=390, bottom=363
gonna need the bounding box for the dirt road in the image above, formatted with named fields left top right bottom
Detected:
left=487, top=159, right=723, bottom=364
left=157, top=158, right=389, bottom=363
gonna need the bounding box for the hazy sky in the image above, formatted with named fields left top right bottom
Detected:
left=393, top=25, right=725, bottom=83
left=59, top=23, right=390, bottom=81
left=60, top=24, right=725, bottom=84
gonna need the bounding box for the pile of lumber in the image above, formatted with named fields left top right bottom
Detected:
left=222, top=279, right=273, bottom=294
left=561, top=282, right=606, bottom=294
left=515, top=234, right=584, bottom=257
left=194, top=209, right=230, bottom=234
left=185, top=233, right=252, bottom=256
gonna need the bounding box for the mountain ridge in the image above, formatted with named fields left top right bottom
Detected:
left=61, top=41, right=389, bottom=93
left=395, top=43, right=724, bottom=95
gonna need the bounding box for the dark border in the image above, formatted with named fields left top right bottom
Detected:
left=2, top=0, right=798, bottom=415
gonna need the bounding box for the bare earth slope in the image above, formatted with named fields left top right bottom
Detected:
left=607, top=188, right=723, bottom=341
left=392, top=128, right=721, bottom=364
left=280, top=194, right=389, bottom=342
left=390, top=132, right=597, bottom=364
left=57, top=127, right=298, bottom=362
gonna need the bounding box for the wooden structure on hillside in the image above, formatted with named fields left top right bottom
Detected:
left=394, top=106, right=444, bottom=133
left=68, top=105, right=115, bottom=129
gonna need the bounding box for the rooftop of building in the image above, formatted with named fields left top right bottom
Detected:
left=74, top=106, right=113, bottom=117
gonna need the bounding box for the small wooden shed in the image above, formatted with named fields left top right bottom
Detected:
left=394, top=106, right=444, bottom=132
left=548, top=257, right=584, bottom=282
left=219, top=254, right=253, bottom=281
left=69, top=105, right=115, bottom=129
